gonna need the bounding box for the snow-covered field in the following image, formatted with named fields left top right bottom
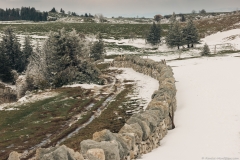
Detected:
left=63, top=83, right=103, bottom=89
left=142, top=53, right=240, bottom=160
left=105, top=28, right=240, bottom=61
left=201, top=29, right=240, bottom=51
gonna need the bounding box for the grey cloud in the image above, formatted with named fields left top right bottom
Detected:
left=1, top=0, right=240, bottom=17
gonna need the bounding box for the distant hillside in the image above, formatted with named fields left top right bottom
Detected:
left=194, top=12, right=240, bottom=38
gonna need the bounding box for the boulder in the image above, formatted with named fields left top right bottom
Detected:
left=87, top=148, right=105, bottom=160
left=80, top=140, right=120, bottom=160
left=36, top=145, right=83, bottom=160
left=8, top=151, right=20, bottom=160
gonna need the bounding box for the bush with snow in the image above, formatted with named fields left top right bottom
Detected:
left=201, top=43, right=210, bottom=56
left=146, top=22, right=161, bottom=46
left=90, top=33, right=105, bottom=61
left=26, top=28, right=103, bottom=89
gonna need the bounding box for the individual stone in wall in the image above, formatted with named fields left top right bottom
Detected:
left=146, top=100, right=169, bottom=118
left=144, top=110, right=163, bottom=124
left=35, top=145, right=84, bottom=160
left=115, top=133, right=135, bottom=151
left=151, top=89, right=172, bottom=102
left=87, top=148, right=105, bottom=160
left=80, top=139, right=120, bottom=160
left=161, top=78, right=176, bottom=94
left=92, top=129, right=129, bottom=159
left=131, top=112, right=158, bottom=133
left=126, top=117, right=151, bottom=141
left=119, top=123, right=143, bottom=144
left=93, top=129, right=116, bottom=142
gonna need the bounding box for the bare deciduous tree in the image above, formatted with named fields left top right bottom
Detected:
left=95, top=14, right=105, bottom=23
left=154, top=14, right=162, bottom=22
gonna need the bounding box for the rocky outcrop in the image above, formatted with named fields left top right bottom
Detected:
left=0, top=82, right=17, bottom=105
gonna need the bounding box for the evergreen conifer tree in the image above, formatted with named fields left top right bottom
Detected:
left=182, top=19, right=199, bottom=48
left=146, top=22, right=161, bottom=46
left=169, top=12, right=176, bottom=23
left=21, top=36, right=33, bottom=71
left=0, top=43, right=13, bottom=82
left=166, top=21, right=183, bottom=49
left=1, top=27, right=23, bottom=72
left=90, top=33, right=105, bottom=61
left=50, top=7, right=57, bottom=13
left=181, top=14, right=186, bottom=22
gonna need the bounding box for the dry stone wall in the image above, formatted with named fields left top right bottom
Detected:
left=7, top=55, right=177, bottom=160
left=80, top=55, right=177, bottom=160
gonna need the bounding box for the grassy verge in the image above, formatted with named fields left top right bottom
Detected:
left=216, top=50, right=240, bottom=55
left=96, top=63, right=110, bottom=71
left=106, top=42, right=141, bottom=52
left=62, top=84, right=135, bottom=151
left=0, top=87, right=102, bottom=160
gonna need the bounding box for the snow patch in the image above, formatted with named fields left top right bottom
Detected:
left=114, top=67, right=159, bottom=109
left=63, top=83, right=103, bottom=89
left=0, top=91, right=58, bottom=110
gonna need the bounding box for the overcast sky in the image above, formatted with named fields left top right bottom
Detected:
left=1, top=0, right=240, bottom=18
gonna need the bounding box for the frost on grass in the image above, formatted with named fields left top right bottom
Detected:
left=0, top=91, right=58, bottom=110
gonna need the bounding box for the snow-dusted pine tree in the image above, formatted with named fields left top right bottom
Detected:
left=26, top=28, right=102, bottom=88
left=146, top=22, right=161, bottom=46
left=201, top=43, right=210, bottom=56
left=166, top=20, right=183, bottom=49
left=90, top=33, right=105, bottom=61
left=21, top=36, right=33, bottom=71
left=26, top=41, right=48, bottom=89
left=169, top=12, right=176, bottom=23
left=182, top=19, right=199, bottom=48
left=1, top=27, right=23, bottom=72
left=0, top=43, right=13, bottom=82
